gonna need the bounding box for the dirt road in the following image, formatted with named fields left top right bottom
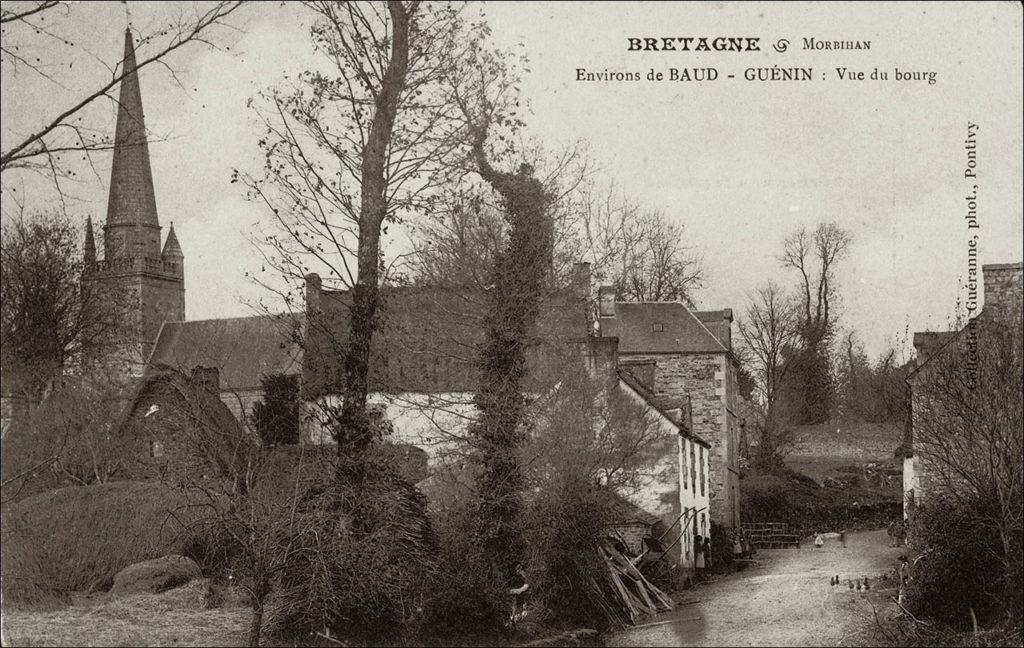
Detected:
left=605, top=529, right=904, bottom=647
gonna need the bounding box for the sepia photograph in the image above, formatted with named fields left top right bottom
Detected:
left=1, top=1, right=1021, bottom=646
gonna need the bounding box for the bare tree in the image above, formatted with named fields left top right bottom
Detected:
left=0, top=1, right=243, bottom=203
left=241, top=1, right=478, bottom=465
left=579, top=185, right=704, bottom=306
left=780, top=222, right=852, bottom=341
left=404, top=179, right=705, bottom=307
left=910, top=305, right=1023, bottom=618
left=0, top=210, right=127, bottom=400
left=778, top=221, right=852, bottom=422
left=737, top=282, right=800, bottom=462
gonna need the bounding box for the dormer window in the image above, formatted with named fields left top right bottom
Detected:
left=652, top=323, right=665, bottom=332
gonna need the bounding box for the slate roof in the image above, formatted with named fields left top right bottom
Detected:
left=599, top=302, right=729, bottom=354
left=303, top=285, right=589, bottom=397
left=148, top=315, right=302, bottom=392
left=696, top=309, right=733, bottom=349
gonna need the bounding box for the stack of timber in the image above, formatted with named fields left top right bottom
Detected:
left=598, top=541, right=674, bottom=625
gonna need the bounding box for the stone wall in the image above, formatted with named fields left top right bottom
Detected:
left=618, top=351, right=740, bottom=528
left=982, top=262, right=1023, bottom=316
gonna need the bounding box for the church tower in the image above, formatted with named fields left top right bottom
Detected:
left=84, top=28, right=185, bottom=374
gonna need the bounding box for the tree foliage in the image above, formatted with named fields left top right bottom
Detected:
left=252, top=373, right=300, bottom=447
left=0, top=211, right=125, bottom=399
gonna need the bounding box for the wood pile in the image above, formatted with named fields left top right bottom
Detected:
left=598, top=541, right=674, bottom=625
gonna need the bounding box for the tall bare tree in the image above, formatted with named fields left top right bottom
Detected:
left=779, top=221, right=852, bottom=422
left=579, top=185, right=704, bottom=306
left=242, top=1, right=475, bottom=465
left=780, top=222, right=852, bottom=341
left=737, top=282, right=800, bottom=462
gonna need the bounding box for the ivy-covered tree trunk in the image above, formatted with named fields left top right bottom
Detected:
left=470, top=135, right=554, bottom=588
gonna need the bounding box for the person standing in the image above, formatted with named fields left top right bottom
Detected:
left=695, top=534, right=705, bottom=570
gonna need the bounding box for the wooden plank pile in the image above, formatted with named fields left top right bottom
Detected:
left=598, top=541, right=674, bottom=625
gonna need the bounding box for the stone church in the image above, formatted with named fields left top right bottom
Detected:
left=84, top=28, right=301, bottom=410
left=83, top=29, right=185, bottom=372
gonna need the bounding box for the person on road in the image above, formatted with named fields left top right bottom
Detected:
left=814, top=532, right=824, bottom=548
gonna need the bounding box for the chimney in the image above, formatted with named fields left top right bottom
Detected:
left=598, top=285, right=616, bottom=317
left=721, top=308, right=733, bottom=350
left=191, top=366, right=220, bottom=393
left=305, top=273, right=322, bottom=316
left=585, top=336, right=619, bottom=380
left=571, top=261, right=592, bottom=300
left=982, top=262, right=1023, bottom=318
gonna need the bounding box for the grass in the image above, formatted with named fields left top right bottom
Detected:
left=0, top=581, right=250, bottom=647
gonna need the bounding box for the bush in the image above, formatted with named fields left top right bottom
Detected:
left=420, top=497, right=508, bottom=636
left=524, top=476, right=625, bottom=630
left=264, top=449, right=437, bottom=642
left=0, top=481, right=227, bottom=608
left=740, top=466, right=899, bottom=537
left=251, top=373, right=300, bottom=447
left=906, top=497, right=1017, bottom=628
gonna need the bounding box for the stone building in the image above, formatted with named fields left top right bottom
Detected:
left=83, top=29, right=185, bottom=374
left=596, top=287, right=743, bottom=529
left=902, top=262, right=1023, bottom=517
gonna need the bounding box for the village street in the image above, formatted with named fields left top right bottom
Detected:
left=605, top=529, right=904, bottom=647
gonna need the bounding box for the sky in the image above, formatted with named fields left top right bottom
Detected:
left=2, top=1, right=1022, bottom=360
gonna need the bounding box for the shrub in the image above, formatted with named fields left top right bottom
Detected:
left=0, top=481, right=227, bottom=608
left=264, top=449, right=437, bottom=642
left=420, top=497, right=508, bottom=635
left=251, top=373, right=300, bottom=447
left=524, top=476, right=624, bottom=630
left=906, top=497, right=1016, bottom=628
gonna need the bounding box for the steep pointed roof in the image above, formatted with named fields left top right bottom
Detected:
left=83, top=216, right=97, bottom=264
left=105, top=28, right=159, bottom=228
left=162, top=222, right=182, bottom=257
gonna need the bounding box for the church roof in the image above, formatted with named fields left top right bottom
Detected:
left=599, top=302, right=730, bottom=355
left=106, top=28, right=159, bottom=228
left=148, top=315, right=302, bottom=392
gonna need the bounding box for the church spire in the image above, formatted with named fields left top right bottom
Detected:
left=83, top=215, right=97, bottom=266
left=162, top=221, right=182, bottom=259
left=105, top=27, right=159, bottom=230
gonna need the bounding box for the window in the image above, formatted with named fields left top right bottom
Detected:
left=149, top=440, right=164, bottom=458
left=652, top=323, right=665, bottom=332
left=682, top=441, right=689, bottom=490
left=699, top=446, right=706, bottom=496
left=690, top=444, right=697, bottom=491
